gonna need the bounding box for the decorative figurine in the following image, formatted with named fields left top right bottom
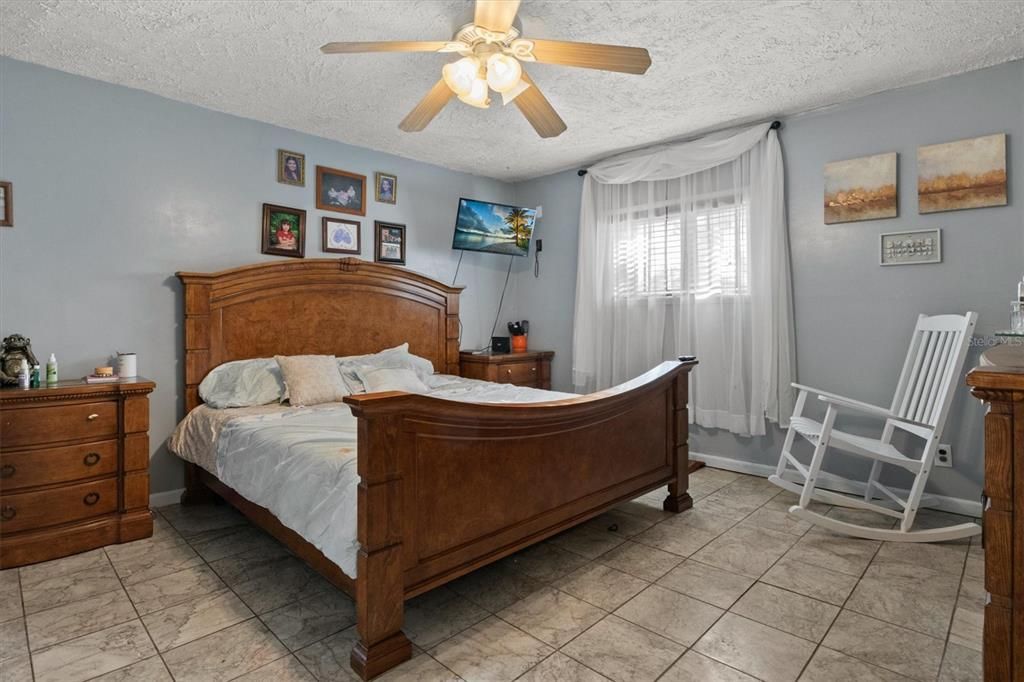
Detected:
left=1, top=334, right=39, bottom=387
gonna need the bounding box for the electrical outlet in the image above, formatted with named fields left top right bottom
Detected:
left=935, top=444, right=953, bottom=468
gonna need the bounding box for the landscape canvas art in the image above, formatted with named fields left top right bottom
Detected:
left=918, top=133, right=1007, bottom=214
left=824, top=152, right=898, bottom=224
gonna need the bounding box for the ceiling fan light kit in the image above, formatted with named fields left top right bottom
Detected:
left=320, top=0, right=652, bottom=138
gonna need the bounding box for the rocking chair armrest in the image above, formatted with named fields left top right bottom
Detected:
left=815, top=393, right=895, bottom=419
left=791, top=383, right=870, bottom=406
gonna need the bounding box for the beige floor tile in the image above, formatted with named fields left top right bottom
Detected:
left=664, top=508, right=744, bottom=536
left=694, top=613, right=815, bottom=682
left=18, top=549, right=109, bottom=589
left=430, top=616, right=552, bottom=681
left=141, top=588, right=253, bottom=652
left=554, top=564, right=648, bottom=611
left=294, top=626, right=361, bottom=682
left=582, top=509, right=657, bottom=538
left=561, top=615, right=685, bottom=682
left=548, top=526, right=627, bottom=560
left=404, top=587, right=489, bottom=649
left=21, top=561, right=123, bottom=616
left=158, top=503, right=248, bottom=539
left=233, top=654, right=317, bottom=681
left=939, top=641, right=983, bottom=682
left=0, top=570, right=22, bottom=624
left=783, top=529, right=880, bottom=577
left=449, top=562, right=544, bottom=612
left=374, top=653, right=460, bottom=681
left=963, top=555, right=983, bottom=581
left=596, top=541, right=683, bottom=582
left=262, top=589, right=356, bottom=651
left=822, top=610, right=944, bottom=681
left=846, top=559, right=959, bottom=638
left=948, top=603, right=983, bottom=652
left=632, top=522, right=718, bottom=558
left=161, top=618, right=288, bottom=682
left=31, top=620, right=156, bottom=682
left=0, top=654, right=33, bottom=682
left=823, top=507, right=898, bottom=530
left=759, top=556, right=859, bottom=606
left=873, top=540, right=967, bottom=575
left=799, top=647, right=911, bottom=681
left=762, top=491, right=831, bottom=515
left=88, top=656, right=172, bottom=681
left=731, top=583, right=838, bottom=642
left=498, top=586, right=604, bottom=648
left=0, top=618, right=27, bottom=663
left=188, top=525, right=283, bottom=563
left=739, top=507, right=812, bottom=536
left=506, top=544, right=590, bottom=583
left=613, top=498, right=676, bottom=524
left=124, top=564, right=225, bottom=615
left=517, top=652, right=608, bottom=681
left=698, top=484, right=777, bottom=516
left=615, top=585, right=723, bottom=646
left=230, top=556, right=333, bottom=615
left=207, top=545, right=292, bottom=587
left=690, top=526, right=797, bottom=579
left=103, top=532, right=189, bottom=565
left=956, top=576, right=985, bottom=612
left=660, top=650, right=756, bottom=682
left=657, top=560, right=754, bottom=609
left=26, top=588, right=136, bottom=651
left=108, top=540, right=204, bottom=586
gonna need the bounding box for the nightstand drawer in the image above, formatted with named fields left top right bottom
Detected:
left=0, top=440, right=118, bottom=492
left=0, top=477, right=118, bottom=534
left=0, top=401, right=118, bottom=448
left=497, top=362, right=538, bottom=385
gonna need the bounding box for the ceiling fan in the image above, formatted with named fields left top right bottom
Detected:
left=320, top=0, right=652, bottom=139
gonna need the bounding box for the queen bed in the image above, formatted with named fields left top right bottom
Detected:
left=172, top=258, right=696, bottom=679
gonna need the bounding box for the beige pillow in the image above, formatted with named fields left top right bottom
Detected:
left=275, top=355, right=349, bottom=406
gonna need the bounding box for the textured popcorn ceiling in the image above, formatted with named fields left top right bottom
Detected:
left=2, top=1, right=1023, bottom=181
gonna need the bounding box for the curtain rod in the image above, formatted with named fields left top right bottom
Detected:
left=577, top=120, right=782, bottom=177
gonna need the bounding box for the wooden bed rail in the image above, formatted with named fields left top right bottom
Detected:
left=343, top=358, right=696, bottom=679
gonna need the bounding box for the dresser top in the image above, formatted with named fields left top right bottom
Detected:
left=459, top=350, right=554, bottom=363
left=0, top=377, right=156, bottom=403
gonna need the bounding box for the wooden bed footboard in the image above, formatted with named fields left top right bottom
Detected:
left=343, top=358, right=696, bottom=679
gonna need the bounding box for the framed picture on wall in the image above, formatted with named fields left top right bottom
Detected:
left=277, top=150, right=305, bottom=186
left=374, top=221, right=406, bottom=265
left=322, top=217, right=361, bottom=254
left=0, top=181, right=11, bottom=227
left=261, top=203, right=306, bottom=258
left=879, top=228, right=941, bottom=266
left=316, top=165, right=366, bottom=216
left=375, top=172, right=397, bottom=204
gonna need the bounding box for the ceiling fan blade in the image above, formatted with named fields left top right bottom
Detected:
left=528, top=39, right=652, bottom=74
left=320, top=41, right=448, bottom=54
left=474, top=0, right=521, bottom=33
left=399, top=79, right=455, bottom=132
left=513, top=72, right=566, bottom=139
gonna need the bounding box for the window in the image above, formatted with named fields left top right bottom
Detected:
left=612, top=191, right=749, bottom=298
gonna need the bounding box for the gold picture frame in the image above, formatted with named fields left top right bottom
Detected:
left=375, top=172, right=397, bottom=204
left=277, top=150, right=305, bottom=187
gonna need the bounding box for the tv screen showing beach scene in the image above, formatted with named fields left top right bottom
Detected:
left=452, top=198, right=537, bottom=257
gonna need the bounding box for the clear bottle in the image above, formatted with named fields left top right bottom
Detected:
left=17, top=359, right=30, bottom=390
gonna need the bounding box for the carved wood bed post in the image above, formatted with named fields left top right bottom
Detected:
left=179, top=275, right=218, bottom=506
left=349, top=409, right=412, bottom=679
left=664, top=359, right=694, bottom=513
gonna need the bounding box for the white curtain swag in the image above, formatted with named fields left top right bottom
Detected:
left=572, top=122, right=796, bottom=436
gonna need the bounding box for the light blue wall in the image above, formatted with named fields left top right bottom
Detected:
left=513, top=59, right=1024, bottom=502
left=0, top=57, right=517, bottom=494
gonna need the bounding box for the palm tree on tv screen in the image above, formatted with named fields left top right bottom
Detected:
left=503, top=208, right=532, bottom=247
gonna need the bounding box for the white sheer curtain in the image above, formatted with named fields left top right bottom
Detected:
left=573, top=122, right=795, bottom=436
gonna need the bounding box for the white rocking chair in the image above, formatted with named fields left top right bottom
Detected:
left=769, top=312, right=979, bottom=542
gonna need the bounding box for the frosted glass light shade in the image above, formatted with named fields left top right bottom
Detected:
left=458, top=77, right=490, bottom=108
left=486, top=53, right=523, bottom=93
left=442, top=56, right=480, bottom=96
left=500, top=79, right=531, bottom=105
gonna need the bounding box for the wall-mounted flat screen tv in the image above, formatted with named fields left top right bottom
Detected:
left=452, top=198, right=537, bottom=257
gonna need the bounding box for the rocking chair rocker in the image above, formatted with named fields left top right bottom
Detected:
left=769, top=312, right=979, bottom=542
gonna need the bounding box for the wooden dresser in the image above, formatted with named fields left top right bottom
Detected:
left=967, top=360, right=1023, bottom=680
left=0, top=378, right=155, bottom=568
left=459, top=350, right=554, bottom=389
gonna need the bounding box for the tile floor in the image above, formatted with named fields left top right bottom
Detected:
left=0, top=467, right=983, bottom=681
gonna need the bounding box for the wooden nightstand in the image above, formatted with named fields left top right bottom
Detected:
left=0, top=377, right=156, bottom=568
left=459, top=350, right=554, bottom=389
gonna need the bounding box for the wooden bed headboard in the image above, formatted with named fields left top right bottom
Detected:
left=177, top=259, right=463, bottom=411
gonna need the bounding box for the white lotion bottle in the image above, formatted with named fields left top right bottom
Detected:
left=46, top=353, right=58, bottom=386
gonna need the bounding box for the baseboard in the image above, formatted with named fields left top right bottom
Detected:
left=690, top=451, right=983, bottom=518
left=149, top=488, right=184, bottom=508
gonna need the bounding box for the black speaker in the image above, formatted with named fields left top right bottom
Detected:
left=491, top=336, right=510, bottom=353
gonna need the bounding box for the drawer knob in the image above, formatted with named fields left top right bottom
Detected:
left=86, top=413, right=100, bottom=421
left=506, top=369, right=512, bottom=376
left=0, top=506, right=15, bottom=521
left=531, top=367, right=536, bottom=372
left=83, top=492, right=100, bottom=506
left=0, top=464, right=14, bottom=479
left=83, top=453, right=101, bottom=466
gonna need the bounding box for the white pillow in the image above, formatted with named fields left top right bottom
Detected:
left=355, top=366, right=430, bottom=394
left=339, top=343, right=435, bottom=393
left=199, top=358, right=284, bottom=408
left=275, top=355, right=350, bottom=406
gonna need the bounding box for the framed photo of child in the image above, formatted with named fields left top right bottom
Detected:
left=261, top=203, right=306, bottom=258
left=375, top=172, right=397, bottom=204
left=374, top=221, right=406, bottom=265
left=277, top=150, right=305, bottom=186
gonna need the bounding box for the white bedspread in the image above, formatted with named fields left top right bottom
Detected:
left=168, top=375, right=574, bottom=577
